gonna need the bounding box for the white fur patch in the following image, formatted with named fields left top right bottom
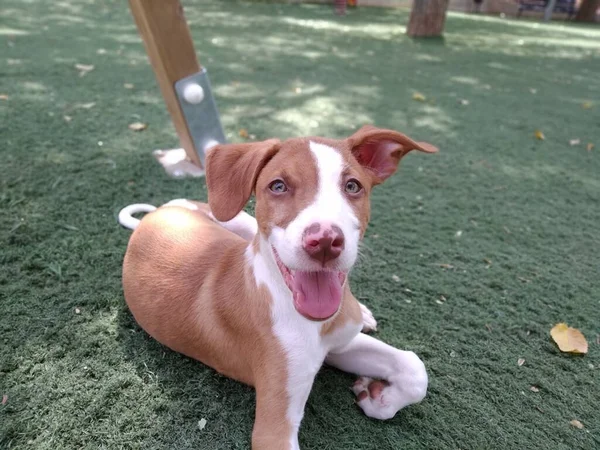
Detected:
left=118, top=203, right=157, bottom=230
left=209, top=210, right=258, bottom=241
left=164, top=198, right=199, bottom=210
left=326, top=333, right=428, bottom=420
left=248, top=236, right=361, bottom=447
left=359, top=302, right=378, bottom=332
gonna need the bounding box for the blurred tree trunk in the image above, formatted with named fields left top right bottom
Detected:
left=407, top=0, right=449, bottom=37
left=543, top=0, right=557, bottom=21
left=575, top=0, right=600, bottom=22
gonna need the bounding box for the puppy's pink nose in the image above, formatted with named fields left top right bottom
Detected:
left=302, top=223, right=345, bottom=264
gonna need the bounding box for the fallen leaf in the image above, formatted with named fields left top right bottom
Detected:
left=294, top=87, right=302, bottom=94
left=412, top=92, right=426, bottom=102
left=581, top=102, right=593, bottom=109
left=198, top=418, right=207, bottom=430
left=439, top=263, right=454, bottom=269
left=550, top=323, right=588, bottom=354
left=0, top=94, right=8, bottom=101
left=75, top=63, right=95, bottom=76
left=459, top=99, right=469, bottom=106
left=503, top=226, right=511, bottom=234
left=518, top=276, right=531, bottom=283
left=529, top=88, right=537, bottom=94
left=391, top=275, right=400, bottom=282
left=74, top=102, right=96, bottom=110
left=534, top=130, right=545, bottom=140
left=129, top=122, right=147, bottom=132
left=123, top=83, right=134, bottom=89
left=570, top=419, right=584, bottom=429
left=530, top=386, right=539, bottom=393
left=1, top=394, right=7, bottom=405
left=587, top=143, right=594, bottom=152
left=96, top=48, right=107, bottom=55
left=535, top=405, right=544, bottom=413
left=63, top=115, right=72, bottom=122
left=440, top=295, right=447, bottom=302
left=569, top=138, right=580, bottom=146
left=75, top=307, right=81, bottom=314
left=455, top=230, right=463, bottom=238
left=484, top=258, right=492, bottom=265
left=485, top=324, right=493, bottom=332
left=517, top=358, right=525, bottom=366
left=239, top=128, right=249, bottom=138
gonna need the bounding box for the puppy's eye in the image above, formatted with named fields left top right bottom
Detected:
left=269, top=179, right=288, bottom=193
left=344, top=179, right=363, bottom=194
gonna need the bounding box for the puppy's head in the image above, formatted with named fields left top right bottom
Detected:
left=206, top=126, right=437, bottom=321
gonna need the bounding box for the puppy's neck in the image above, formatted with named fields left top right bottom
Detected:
left=247, top=234, right=290, bottom=300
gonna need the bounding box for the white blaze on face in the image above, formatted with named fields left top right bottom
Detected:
left=270, top=141, right=360, bottom=272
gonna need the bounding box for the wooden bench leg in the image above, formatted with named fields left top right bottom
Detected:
left=129, top=0, right=203, bottom=169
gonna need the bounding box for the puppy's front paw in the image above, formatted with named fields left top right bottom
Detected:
left=359, top=302, right=377, bottom=333
left=351, top=352, right=428, bottom=420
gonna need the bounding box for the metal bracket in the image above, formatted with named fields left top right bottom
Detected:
left=174, top=67, right=226, bottom=168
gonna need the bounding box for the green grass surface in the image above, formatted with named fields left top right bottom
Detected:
left=1, top=1, right=599, bottom=448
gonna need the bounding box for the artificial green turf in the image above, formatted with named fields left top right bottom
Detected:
left=1, top=0, right=599, bottom=448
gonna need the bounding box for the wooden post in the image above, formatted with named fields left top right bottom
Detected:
left=129, top=0, right=203, bottom=168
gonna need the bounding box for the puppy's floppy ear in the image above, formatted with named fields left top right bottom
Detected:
left=348, top=125, right=438, bottom=186
left=206, top=139, right=281, bottom=221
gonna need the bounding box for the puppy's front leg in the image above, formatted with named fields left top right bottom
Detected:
left=326, top=333, right=427, bottom=420
left=252, top=361, right=318, bottom=450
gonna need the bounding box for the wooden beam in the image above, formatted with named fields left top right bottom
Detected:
left=128, top=0, right=203, bottom=167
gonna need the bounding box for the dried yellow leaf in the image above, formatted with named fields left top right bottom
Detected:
left=570, top=419, right=584, bottom=429
left=582, top=102, right=593, bottom=109
left=0, top=94, right=8, bottom=100
left=412, top=92, right=426, bottom=102
left=75, top=63, right=95, bottom=76
left=239, top=128, right=249, bottom=138
left=534, top=130, right=545, bottom=140
left=550, top=323, right=588, bottom=354
left=129, top=122, right=147, bottom=132
left=587, top=143, right=594, bottom=152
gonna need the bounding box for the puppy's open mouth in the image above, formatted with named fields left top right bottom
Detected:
left=273, top=248, right=346, bottom=321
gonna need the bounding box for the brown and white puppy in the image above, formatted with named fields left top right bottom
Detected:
left=119, top=125, right=438, bottom=450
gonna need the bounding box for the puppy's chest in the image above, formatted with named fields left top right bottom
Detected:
left=273, top=313, right=361, bottom=369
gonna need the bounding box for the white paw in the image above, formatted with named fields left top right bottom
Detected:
left=351, top=353, right=428, bottom=420
left=359, top=302, right=377, bottom=332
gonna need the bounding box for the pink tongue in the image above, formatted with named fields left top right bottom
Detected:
left=292, top=271, right=343, bottom=320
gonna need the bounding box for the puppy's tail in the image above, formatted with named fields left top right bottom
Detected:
left=118, top=203, right=157, bottom=230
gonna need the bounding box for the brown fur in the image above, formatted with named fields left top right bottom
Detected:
left=122, top=205, right=292, bottom=446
